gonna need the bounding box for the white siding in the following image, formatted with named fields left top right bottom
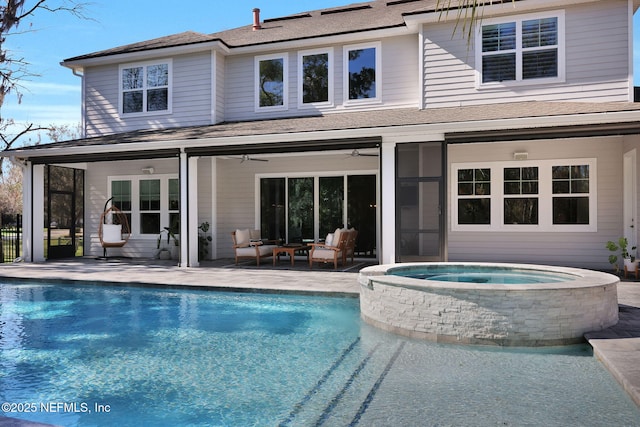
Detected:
left=215, top=52, right=225, bottom=123
left=215, top=154, right=378, bottom=259
left=85, top=158, right=180, bottom=258
left=447, top=137, right=626, bottom=270
left=224, top=35, right=419, bottom=122
left=424, top=1, right=631, bottom=108
left=84, top=52, right=213, bottom=137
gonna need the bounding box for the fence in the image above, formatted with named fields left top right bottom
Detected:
left=1, top=213, right=22, bottom=262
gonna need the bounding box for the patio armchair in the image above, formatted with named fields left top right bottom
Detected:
left=343, top=228, right=358, bottom=265
left=231, top=229, right=276, bottom=266
left=309, top=228, right=350, bottom=270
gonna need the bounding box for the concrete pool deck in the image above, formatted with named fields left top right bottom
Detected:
left=1, top=258, right=639, bottom=409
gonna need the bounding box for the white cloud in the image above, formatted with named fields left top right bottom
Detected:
left=21, top=81, right=81, bottom=96
left=3, top=103, right=80, bottom=128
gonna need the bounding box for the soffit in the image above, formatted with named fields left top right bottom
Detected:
left=6, top=101, right=640, bottom=164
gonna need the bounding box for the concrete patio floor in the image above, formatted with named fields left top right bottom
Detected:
left=1, top=257, right=640, bottom=413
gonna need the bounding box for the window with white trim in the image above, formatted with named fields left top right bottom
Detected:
left=255, top=53, right=288, bottom=110
left=477, top=11, right=564, bottom=85
left=120, top=60, right=171, bottom=115
left=109, top=175, right=179, bottom=236
left=298, top=48, right=333, bottom=107
left=343, top=42, right=381, bottom=104
left=457, top=168, right=491, bottom=225
left=504, top=166, right=539, bottom=225
left=552, top=165, right=590, bottom=225
left=452, top=159, right=596, bottom=232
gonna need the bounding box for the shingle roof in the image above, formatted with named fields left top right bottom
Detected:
left=63, top=0, right=443, bottom=62
left=9, top=101, right=640, bottom=153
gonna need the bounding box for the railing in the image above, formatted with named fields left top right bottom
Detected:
left=1, top=213, right=22, bottom=262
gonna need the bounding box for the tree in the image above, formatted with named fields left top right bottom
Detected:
left=0, top=157, right=22, bottom=215
left=0, top=122, right=80, bottom=216
left=259, top=58, right=284, bottom=107
left=0, top=1, right=89, bottom=171
left=302, top=53, right=329, bottom=104
left=435, top=0, right=516, bottom=40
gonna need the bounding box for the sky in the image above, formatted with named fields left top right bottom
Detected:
left=2, top=0, right=640, bottom=147
left=2, top=0, right=349, bottom=145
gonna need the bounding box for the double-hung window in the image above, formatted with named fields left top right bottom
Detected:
left=504, top=167, right=539, bottom=225
left=552, top=165, right=590, bottom=225
left=120, top=60, right=171, bottom=115
left=109, top=175, right=179, bottom=237
left=343, top=42, right=381, bottom=104
left=477, top=11, right=564, bottom=85
left=452, top=159, right=595, bottom=232
left=457, top=168, right=491, bottom=225
left=110, top=180, right=132, bottom=232
left=255, top=53, right=288, bottom=111
left=298, top=48, right=333, bottom=107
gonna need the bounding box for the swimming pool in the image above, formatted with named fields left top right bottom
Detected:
left=0, top=280, right=638, bottom=426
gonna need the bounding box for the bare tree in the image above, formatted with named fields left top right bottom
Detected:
left=0, top=1, right=90, bottom=171
left=0, top=122, right=80, bottom=216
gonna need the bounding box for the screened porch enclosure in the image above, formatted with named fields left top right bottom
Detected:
left=44, top=165, right=84, bottom=259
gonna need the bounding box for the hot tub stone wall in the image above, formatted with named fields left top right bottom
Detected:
left=359, top=264, right=619, bottom=346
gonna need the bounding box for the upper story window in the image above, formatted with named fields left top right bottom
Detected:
left=120, top=60, right=172, bottom=116
left=344, top=42, right=381, bottom=104
left=298, top=48, right=333, bottom=107
left=477, top=11, right=564, bottom=86
left=255, top=53, right=288, bottom=111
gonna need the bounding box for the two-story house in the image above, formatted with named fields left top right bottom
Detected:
left=4, top=0, right=640, bottom=270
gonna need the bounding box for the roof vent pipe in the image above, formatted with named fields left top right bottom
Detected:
left=252, top=8, right=261, bottom=31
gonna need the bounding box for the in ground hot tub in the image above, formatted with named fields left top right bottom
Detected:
left=358, top=263, right=619, bottom=346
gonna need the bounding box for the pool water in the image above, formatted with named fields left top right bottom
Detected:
left=389, top=265, right=576, bottom=284
left=0, top=281, right=638, bottom=426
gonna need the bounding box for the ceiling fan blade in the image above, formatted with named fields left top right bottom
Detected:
left=350, top=149, right=378, bottom=157
left=238, top=154, right=268, bottom=162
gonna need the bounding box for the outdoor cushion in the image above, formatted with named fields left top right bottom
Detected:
left=325, top=233, right=334, bottom=246
left=236, top=245, right=274, bottom=257
left=313, top=248, right=342, bottom=260
left=333, top=228, right=342, bottom=245
left=102, top=224, right=124, bottom=244
left=235, top=229, right=251, bottom=247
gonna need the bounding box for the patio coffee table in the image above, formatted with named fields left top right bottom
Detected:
left=273, top=244, right=310, bottom=266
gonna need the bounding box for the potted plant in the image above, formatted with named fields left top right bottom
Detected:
left=157, top=227, right=179, bottom=260
left=198, top=221, right=212, bottom=261
left=606, top=237, right=637, bottom=275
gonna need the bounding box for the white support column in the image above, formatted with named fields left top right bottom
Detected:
left=32, top=164, right=45, bottom=262
left=210, top=157, right=217, bottom=260
left=187, top=156, right=199, bottom=267
left=380, top=142, right=396, bottom=264
left=178, top=151, right=190, bottom=267
left=20, top=161, right=33, bottom=262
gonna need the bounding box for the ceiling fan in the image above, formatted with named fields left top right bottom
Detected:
left=234, top=154, right=268, bottom=163
left=349, top=149, right=378, bottom=157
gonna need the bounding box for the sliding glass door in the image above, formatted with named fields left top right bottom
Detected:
left=288, top=177, right=314, bottom=243
left=260, top=174, right=377, bottom=256
left=319, top=176, right=344, bottom=237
